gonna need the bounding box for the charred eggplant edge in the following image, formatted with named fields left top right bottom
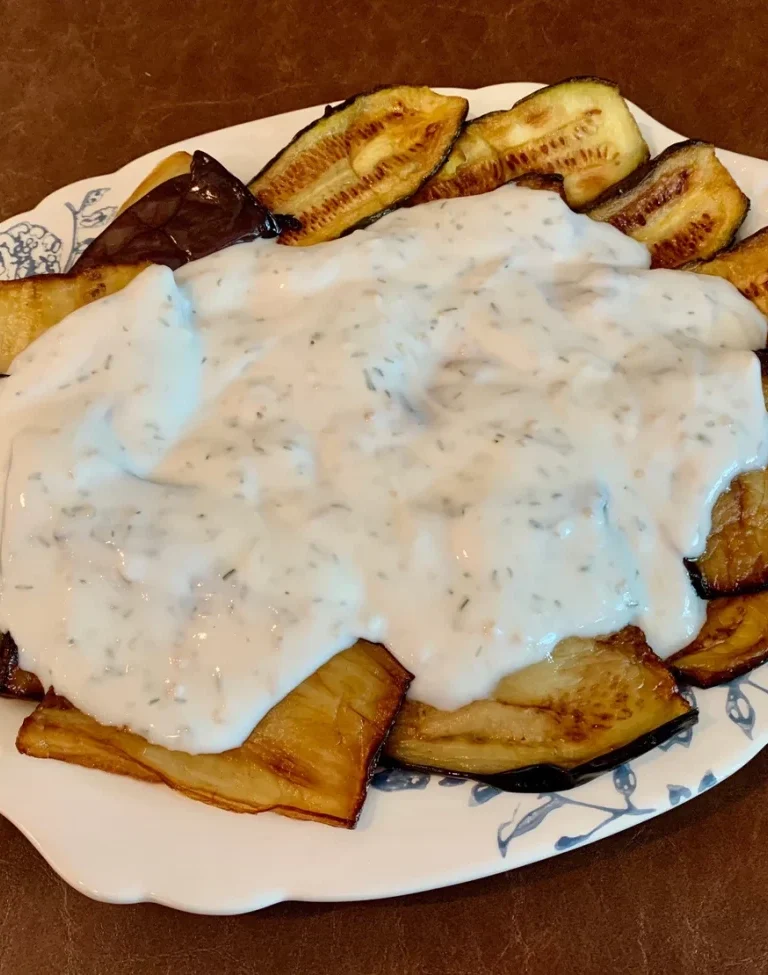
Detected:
left=684, top=350, right=768, bottom=599
left=669, top=649, right=768, bottom=689
left=587, top=139, right=749, bottom=249
left=0, top=633, right=43, bottom=701
left=380, top=707, right=698, bottom=793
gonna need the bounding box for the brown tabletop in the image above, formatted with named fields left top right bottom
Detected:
left=2, top=1, right=768, bottom=972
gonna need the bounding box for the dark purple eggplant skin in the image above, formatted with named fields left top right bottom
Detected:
left=75, top=151, right=294, bottom=272
left=0, top=632, right=44, bottom=702
left=381, top=708, right=698, bottom=793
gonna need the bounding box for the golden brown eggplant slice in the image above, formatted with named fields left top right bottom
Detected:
left=0, top=633, right=43, bottom=701
left=16, top=641, right=412, bottom=828
left=588, top=141, right=749, bottom=269
left=411, top=78, right=649, bottom=210
left=686, top=468, right=768, bottom=598
left=684, top=351, right=768, bottom=598
left=384, top=628, right=696, bottom=792
left=669, top=591, right=768, bottom=687
left=0, top=263, right=149, bottom=372
left=693, top=226, right=768, bottom=316
left=116, top=151, right=193, bottom=216
left=77, top=150, right=283, bottom=270
left=248, top=85, right=468, bottom=246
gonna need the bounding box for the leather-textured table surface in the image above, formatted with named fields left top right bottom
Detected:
left=2, top=1, right=768, bottom=972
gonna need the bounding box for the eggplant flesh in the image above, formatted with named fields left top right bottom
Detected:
left=693, top=226, right=768, bottom=316
left=684, top=353, right=768, bottom=599
left=510, top=172, right=567, bottom=198
left=412, top=77, right=649, bottom=210
left=76, top=150, right=284, bottom=271
left=0, top=633, right=43, bottom=701
left=589, top=141, right=749, bottom=269
left=0, top=263, right=148, bottom=373
left=16, top=641, right=412, bottom=828
left=686, top=467, right=768, bottom=598
left=248, top=85, right=469, bottom=246
left=670, top=591, right=768, bottom=687
left=116, top=151, right=193, bottom=216
left=384, top=628, right=696, bottom=792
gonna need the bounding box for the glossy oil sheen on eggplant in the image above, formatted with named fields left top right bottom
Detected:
left=588, top=141, right=749, bottom=269
left=385, top=626, right=696, bottom=790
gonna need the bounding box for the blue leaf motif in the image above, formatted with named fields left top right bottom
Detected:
left=497, top=795, right=565, bottom=856
left=81, top=188, right=109, bottom=208
left=698, top=771, right=717, bottom=793
left=658, top=722, right=695, bottom=751
left=437, top=776, right=468, bottom=788
left=612, top=763, right=636, bottom=798
left=63, top=187, right=114, bottom=270
left=469, top=783, right=502, bottom=806
left=726, top=682, right=755, bottom=739
left=79, top=207, right=116, bottom=229
left=659, top=686, right=697, bottom=750
left=680, top=685, right=697, bottom=709
left=667, top=784, right=692, bottom=806
left=370, top=769, right=430, bottom=792
left=554, top=832, right=591, bottom=851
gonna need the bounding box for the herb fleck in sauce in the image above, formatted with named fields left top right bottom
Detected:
left=0, top=186, right=766, bottom=753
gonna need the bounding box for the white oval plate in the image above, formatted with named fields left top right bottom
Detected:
left=1, top=82, right=768, bottom=915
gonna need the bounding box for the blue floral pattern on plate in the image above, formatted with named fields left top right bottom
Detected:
left=0, top=187, right=114, bottom=280
left=370, top=668, right=756, bottom=857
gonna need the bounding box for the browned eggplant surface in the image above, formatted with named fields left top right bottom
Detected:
left=412, top=78, right=649, bottom=209
left=670, top=591, right=768, bottom=687
left=693, top=226, right=768, bottom=316
left=687, top=467, right=768, bottom=598
left=17, top=641, right=412, bottom=828
left=589, top=141, right=748, bottom=268
left=248, top=85, right=468, bottom=245
left=384, top=628, right=696, bottom=791
left=0, top=263, right=149, bottom=373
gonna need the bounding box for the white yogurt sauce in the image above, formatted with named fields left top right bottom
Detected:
left=1, top=185, right=766, bottom=753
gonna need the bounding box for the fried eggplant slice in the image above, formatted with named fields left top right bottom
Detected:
left=669, top=591, right=768, bottom=687
left=589, top=141, right=748, bottom=268
left=686, top=468, right=768, bottom=598
left=693, top=226, right=768, bottom=316
left=76, top=150, right=283, bottom=270
left=16, top=641, right=412, bottom=828
left=0, top=633, right=43, bottom=701
left=116, top=151, right=193, bottom=216
left=248, top=86, right=468, bottom=246
left=0, top=152, right=285, bottom=372
left=384, top=628, right=695, bottom=792
left=0, top=263, right=148, bottom=372
left=684, top=352, right=768, bottom=598
left=411, top=78, right=648, bottom=210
